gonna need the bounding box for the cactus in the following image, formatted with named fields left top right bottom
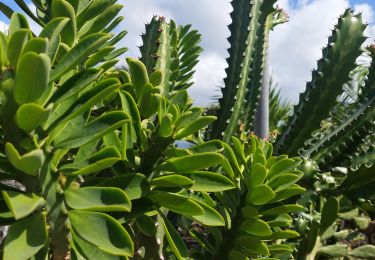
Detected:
left=1, top=0, right=374, bottom=259
left=212, top=0, right=287, bottom=142
left=140, top=16, right=202, bottom=97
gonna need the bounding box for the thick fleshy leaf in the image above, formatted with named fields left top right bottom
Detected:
left=79, top=4, right=122, bottom=37
left=76, top=0, right=116, bottom=28
left=15, top=103, right=51, bottom=132
left=2, top=190, right=46, bottom=220
left=51, top=68, right=102, bottom=103
left=3, top=213, right=48, bottom=260
left=240, top=219, right=272, bottom=236
left=260, top=204, right=304, bottom=216
left=175, top=116, right=216, bottom=139
left=50, top=33, right=110, bottom=82
left=60, top=146, right=121, bottom=176
left=252, top=148, right=266, bottom=166
left=72, top=229, right=123, bottom=260
left=58, top=79, right=121, bottom=124
left=68, top=210, right=134, bottom=256
left=51, top=0, right=76, bottom=46
left=147, top=192, right=204, bottom=216
left=241, top=207, right=258, bottom=219
left=235, top=236, right=269, bottom=256
left=246, top=184, right=275, bottom=205
left=150, top=174, right=193, bottom=188
left=188, top=140, right=223, bottom=154
left=190, top=199, right=225, bottom=226
left=14, top=52, right=51, bottom=105
left=320, top=197, right=339, bottom=235
left=247, top=163, right=267, bottom=189
left=262, top=230, right=300, bottom=239
left=267, top=214, right=293, bottom=227
left=160, top=214, right=189, bottom=259
left=5, top=142, right=45, bottom=176
left=119, top=91, right=142, bottom=146
left=7, top=29, right=29, bottom=68
left=99, top=173, right=149, bottom=200
left=272, top=185, right=306, bottom=202
left=65, top=187, right=131, bottom=212
left=175, top=107, right=202, bottom=129
left=268, top=172, right=302, bottom=192
left=21, top=38, right=48, bottom=55
left=229, top=250, right=248, bottom=260
left=39, top=17, right=70, bottom=62
left=135, top=214, right=156, bottom=236
left=318, top=244, right=348, bottom=257
left=8, top=12, right=29, bottom=36
left=126, top=58, right=149, bottom=98
left=267, top=244, right=293, bottom=255
left=158, top=152, right=226, bottom=172
left=54, top=111, right=130, bottom=149
left=350, top=245, right=375, bottom=258
left=268, top=158, right=300, bottom=179
left=180, top=171, right=235, bottom=192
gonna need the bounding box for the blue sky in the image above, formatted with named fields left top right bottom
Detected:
left=1, top=0, right=375, bottom=105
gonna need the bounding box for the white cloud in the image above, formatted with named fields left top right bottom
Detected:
left=190, top=52, right=227, bottom=106
left=0, top=21, right=8, bottom=33
left=269, top=0, right=354, bottom=103
left=354, top=3, right=375, bottom=44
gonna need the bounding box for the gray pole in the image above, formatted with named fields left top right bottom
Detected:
left=254, top=61, right=270, bottom=139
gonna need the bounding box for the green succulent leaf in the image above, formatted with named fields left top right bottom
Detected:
left=39, top=17, right=70, bottom=62
left=14, top=52, right=51, bottom=105
left=150, top=174, right=193, bottom=188
left=5, top=142, right=45, bottom=176
left=174, top=116, right=216, bottom=139
left=180, top=171, right=236, bottom=192
left=15, top=103, right=51, bottom=132
left=65, top=187, right=131, bottom=212
left=53, top=111, right=130, bottom=149
left=99, top=173, right=149, bottom=200
left=246, top=184, right=275, bottom=205
left=51, top=68, right=102, bottom=104
left=7, top=29, right=29, bottom=68
left=2, top=190, right=46, bottom=220
left=235, top=236, right=270, bottom=256
left=72, top=229, right=123, bottom=260
left=68, top=210, right=134, bottom=257
left=50, top=33, right=110, bottom=82
left=320, top=197, right=339, bottom=235
left=267, top=244, right=293, bottom=255
left=9, top=12, right=30, bottom=36
left=247, top=163, right=267, bottom=189
left=240, top=218, right=272, bottom=236
left=158, top=152, right=227, bottom=172
left=260, top=204, right=304, bottom=216
left=3, top=213, right=48, bottom=260
left=135, top=214, right=156, bottom=236
left=60, top=146, right=121, bottom=176
left=350, top=245, right=375, bottom=258
left=147, top=191, right=204, bottom=216
left=51, top=0, right=76, bottom=46
left=190, top=198, right=225, bottom=226
left=160, top=213, right=189, bottom=260
left=317, top=244, right=349, bottom=257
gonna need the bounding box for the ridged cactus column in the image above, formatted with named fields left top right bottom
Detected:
left=140, top=16, right=202, bottom=97
left=275, top=10, right=367, bottom=156
left=212, top=0, right=287, bottom=142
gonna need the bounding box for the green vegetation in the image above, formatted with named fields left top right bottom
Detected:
left=0, top=0, right=374, bottom=259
